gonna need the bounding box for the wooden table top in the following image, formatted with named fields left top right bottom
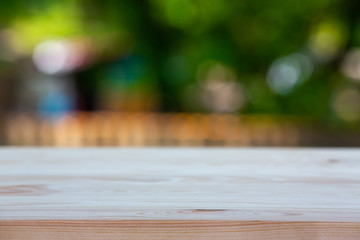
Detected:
left=1, top=148, right=360, bottom=239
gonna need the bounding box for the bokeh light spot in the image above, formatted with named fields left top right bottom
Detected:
left=309, top=20, right=347, bottom=61
left=333, top=88, right=360, bottom=122
left=267, top=53, right=313, bottom=95
left=341, top=48, right=360, bottom=82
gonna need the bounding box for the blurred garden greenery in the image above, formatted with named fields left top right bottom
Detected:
left=1, top=0, right=360, bottom=128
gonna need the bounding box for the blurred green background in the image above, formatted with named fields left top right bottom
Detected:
left=1, top=0, right=360, bottom=130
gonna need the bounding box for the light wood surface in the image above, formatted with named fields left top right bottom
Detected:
left=1, top=148, right=360, bottom=239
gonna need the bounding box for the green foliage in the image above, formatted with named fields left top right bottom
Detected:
left=2, top=0, right=360, bottom=127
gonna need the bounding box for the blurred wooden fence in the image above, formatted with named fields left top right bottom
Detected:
left=2, top=112, right=360, bottom=147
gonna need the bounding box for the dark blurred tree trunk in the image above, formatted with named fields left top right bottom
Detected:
left=133, top=0, right=183, bottom=111
left=0, top=70, right=17, bottom=145
left=344, top=0, right=360, bottom=48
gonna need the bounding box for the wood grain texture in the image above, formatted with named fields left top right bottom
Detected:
left=1, top=148, right=360, bottom=239
left=2, top=220, right=360, bottom=240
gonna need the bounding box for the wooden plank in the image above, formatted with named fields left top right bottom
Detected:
left=1, top=148, right=360, bottom=239
left=2, top=220, right=360, bottom=240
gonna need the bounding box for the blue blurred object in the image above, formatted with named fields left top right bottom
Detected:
left=38, top=86, right=74, bottom=120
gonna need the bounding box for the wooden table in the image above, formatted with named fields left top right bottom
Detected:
left=1, top=148, right=360, bottom=239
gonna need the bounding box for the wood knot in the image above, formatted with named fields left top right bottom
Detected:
left=327, top=159, right=341, bottom=164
